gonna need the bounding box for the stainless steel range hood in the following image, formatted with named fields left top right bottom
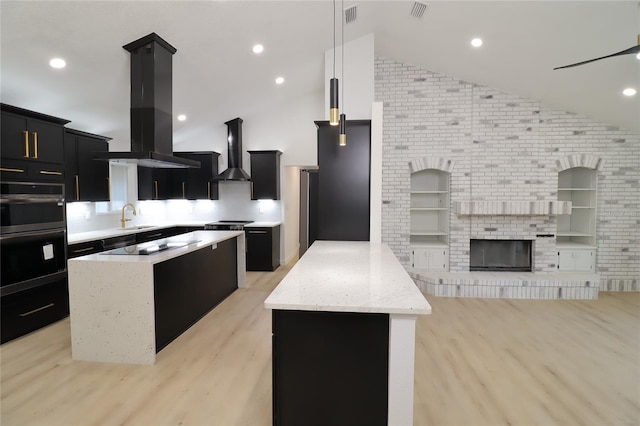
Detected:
left=97, top=33, right=199, bottom=169
left=214, top=118, right=251, bottom=181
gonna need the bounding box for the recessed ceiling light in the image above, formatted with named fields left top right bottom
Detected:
left=49, top=58, right=66, bottom=69
left=471, top=38, right=483, bottom=48
left=636, top=52, right=640, bottom=60
left=177, top=114, right=187, bottom=121
left=622, top=88, right=637, bottom=97
left=252, top=44, right=264, bottom=54
left=275, top=76, right=285, bottom=85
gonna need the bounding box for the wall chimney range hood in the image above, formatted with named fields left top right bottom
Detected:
left=214, top=118, right=251, bottom=181
left=97, top=33, right=199, bottom=168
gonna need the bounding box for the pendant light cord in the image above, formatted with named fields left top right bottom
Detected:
left=341, top=0, right=344, bottom=111
left=333, top=0, right=336, bottom=78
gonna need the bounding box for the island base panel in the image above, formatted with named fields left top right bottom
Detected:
left=154, top=238, right=238, bottom=352
left=272, top=309, right=389, bottom=426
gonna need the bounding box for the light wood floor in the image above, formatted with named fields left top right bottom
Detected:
left=2, top=259, right=639, bottom=425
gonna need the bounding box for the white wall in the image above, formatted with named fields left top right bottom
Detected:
left=324, top=33, right=374, bottom=120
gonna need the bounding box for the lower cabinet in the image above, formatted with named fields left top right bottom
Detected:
left=246, top=225, right=280, bottom=271
left=557, top=247, right=596, bottom=272
left=154, top=237, right=237, bottom=351
left=1, top=278, right=69, bottom=344
left=135, top=227, right=186, bottom=244
left=272, top=309, right=389, bottom=426
left=410, top=246, right=449, bottom=270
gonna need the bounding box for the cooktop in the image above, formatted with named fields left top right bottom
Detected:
left=102, top=239, right=201, bottom=256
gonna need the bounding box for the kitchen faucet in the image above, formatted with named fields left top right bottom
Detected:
left=121, top=203, right=137, bottom=228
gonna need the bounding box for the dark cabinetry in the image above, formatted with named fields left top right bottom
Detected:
left=135, top=227, right=186, bottom=244
left=64, top=129, right=111, bottom=202
left=154, top=237, right=237, bottom=351
left=315, top=120, right=371, bottom=241
left=246, top=225, right=280, bottom=271
left=1, top=104, right=70, bottom=182
left=248, top=150, right=281, bottom=200
left=1, top=278, right=69, bottom=344
left=137, top=152, right=220, bottom=200
left=272, top=309, right=389, bottom=426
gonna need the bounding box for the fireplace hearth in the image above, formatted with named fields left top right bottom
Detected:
left=470, top=239, right=532, bottom=272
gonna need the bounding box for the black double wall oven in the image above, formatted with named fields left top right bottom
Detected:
left=1, top=181, right=69, bottom=344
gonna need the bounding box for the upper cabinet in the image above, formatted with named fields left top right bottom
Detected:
left=64, top=128, right=111, bottom=202
left=137, top=151, right=220, bottom=201
left=1, top=104, right=70, bottom=182
left=248, top=150, right=282, bottom=200
left=174, top=152, right=220, bottom=200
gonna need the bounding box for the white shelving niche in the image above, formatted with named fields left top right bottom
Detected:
left=556, top=167, right=597, bottom=272
left=409, top=169, right=450, bottom=271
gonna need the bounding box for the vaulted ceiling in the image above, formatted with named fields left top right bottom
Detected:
left=1, top=0, right=638, bottom=150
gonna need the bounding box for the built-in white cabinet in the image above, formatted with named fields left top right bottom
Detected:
left=410, top=169, right=449, bottom=270
left=410, top=245, right=449, bottom=271
left=557, top=167, right=597, bottom=272
left=557, top=245, right=595, bottom=272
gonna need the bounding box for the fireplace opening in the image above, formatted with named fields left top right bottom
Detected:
left=470, top=239, right=532, bottom=272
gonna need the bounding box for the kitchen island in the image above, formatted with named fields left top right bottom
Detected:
left=264, top=241, right=432, bottom=426
left=68, top=230, right=244, bottom=365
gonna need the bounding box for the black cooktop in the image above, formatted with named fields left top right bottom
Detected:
left=103, top=239, right=200, bottom=255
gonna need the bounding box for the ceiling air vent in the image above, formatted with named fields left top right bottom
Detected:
left=345, top=5, right=357, bottom=24
left=410, top=2, right=428, bottom=18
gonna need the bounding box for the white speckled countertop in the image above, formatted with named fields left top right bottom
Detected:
left=264, top=241, right=432, bottom=315
left=245, top=222, right=281, bottom=228
left=69, top=231, right=243, bottom=264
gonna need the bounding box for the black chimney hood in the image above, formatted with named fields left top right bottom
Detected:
left=97, top=33, right=199, bottom=169
left=214, top=118, right=251, bottom=181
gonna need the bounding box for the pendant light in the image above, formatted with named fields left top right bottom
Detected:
left=329, top=0, right=339, bottom=126
left=338, top=0, right=347, bottom=146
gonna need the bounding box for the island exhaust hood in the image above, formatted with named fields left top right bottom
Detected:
left=214, top=118, right=251, bottom=181
left=97, top=33, right=199, bottom=168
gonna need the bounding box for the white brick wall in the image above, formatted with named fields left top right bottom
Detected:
left=375, top=57, right=639, bottom=291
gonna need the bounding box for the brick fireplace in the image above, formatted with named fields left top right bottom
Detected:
left=376, top=56, right=640, bottom=296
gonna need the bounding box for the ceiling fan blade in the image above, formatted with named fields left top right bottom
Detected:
left=553, top=44, right=640, bottom=70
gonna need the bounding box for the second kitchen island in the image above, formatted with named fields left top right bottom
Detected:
left=265, top=241, right=432, bottom=426
left=68, top=230, right=245, bottom=365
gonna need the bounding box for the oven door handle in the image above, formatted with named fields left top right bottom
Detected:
left=0, top=228, right=65, bottom=242
left=0, top=196, right=64, bottom=204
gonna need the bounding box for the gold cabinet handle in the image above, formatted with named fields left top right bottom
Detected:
left=73, top=246, right=96, bottom=254
left=247, top=230, right=267, bottom=234
left=32, top=132, right=38, bottom=158
left=75, top=175, right=80, bottom=200
left=40, top=170, right=63, bottom=176
left=207, top=182, right=211, bottom=199
left=19, top=303, right=55, bottom=317
left=154, top=180, right=158, bottom=199
left=250, top=182, right=254, bottom=199
left=0, top=167, right=25, bottom=173
left=23, top=131, right=29, bottom=158
left=182, top=181, right=186, bottom=198
left=107, top=177, right=111, bottom=200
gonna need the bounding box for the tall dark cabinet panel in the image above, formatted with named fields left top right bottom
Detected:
left=315, top=120, right=371, bottom=241
left=248, top=150, right=282, bottom=200
left=64, top=129, right=111, bottom=202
